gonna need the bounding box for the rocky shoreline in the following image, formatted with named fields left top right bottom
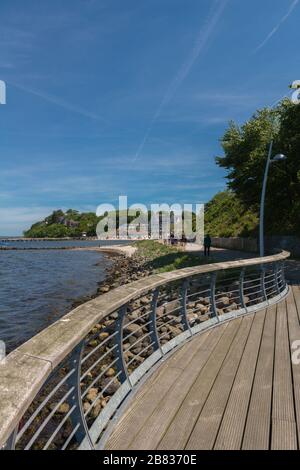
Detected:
left=70, top=247, right=152, bottom=310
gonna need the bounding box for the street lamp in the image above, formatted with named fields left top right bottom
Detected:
left=259, top=140, right=287, bottom=257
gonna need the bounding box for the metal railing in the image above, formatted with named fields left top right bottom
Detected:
left=0, top=251, right=289, bottom=450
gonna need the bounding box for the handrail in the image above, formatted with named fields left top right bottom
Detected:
left=0, top=250, right=290, bottom=449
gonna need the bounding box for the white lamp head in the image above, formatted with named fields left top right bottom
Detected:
left=272, top=153, right=287, bottom=162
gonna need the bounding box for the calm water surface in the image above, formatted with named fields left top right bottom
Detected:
left=0, top=240, right=128, bottom=352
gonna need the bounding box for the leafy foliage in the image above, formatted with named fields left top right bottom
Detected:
left=24, top=210, right=101, bottom=238
left=205, top=190, right=259, bottom=237
left=209, top=99, right=300, bottom=236
left=24, top=209, right=198, bottom=239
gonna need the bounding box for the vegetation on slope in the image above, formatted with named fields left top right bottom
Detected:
left=24, top=209, right=198, bottom=239
left=206, top=99, right=300, bottom=237
left=24, top=209, right=147, bottom=238
left=24, top=210, right=100, bottom=238
left=134, top=240, right=214, bottom=273
left=204, top=190, right=259, bottom=237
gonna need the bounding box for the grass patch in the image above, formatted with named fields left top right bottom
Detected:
left=134, top=240, right=215, bottom=273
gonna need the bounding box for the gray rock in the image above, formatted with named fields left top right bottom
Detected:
left=99, top=285, right=110, bottom=293
left=165, top=299, right=181, bottom=315
left=168, top=325, right=182, bottom=336
left=202, top=297, right=210, bottom=306
left=225, top=302, right=238, bottom=312
left=187, top=301, right=196, bottom=309
left=124, top=323, right=144, bottom=338
left=188, top=313, right=198, bottom=324
left=140, top=296, right=151, bottom=306
left=156, top=306, right=165, bottom=317
left=102, top=377, right=120, bottom=395
left=56, top=403, right=70, bottom=414
left=86, top=387, right=98, bottom=403
left=197, top=304, right=208, bottom=315
left=218, top=296, right=230, bottom=308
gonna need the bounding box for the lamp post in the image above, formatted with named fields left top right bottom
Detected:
left=258, top=81, right=299, bottom=257
left=259, top=143, right=287, bottom=257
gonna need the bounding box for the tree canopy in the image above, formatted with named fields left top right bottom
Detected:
left=207, top=99, right=300, bottom=236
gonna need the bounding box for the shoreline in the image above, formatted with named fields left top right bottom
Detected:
left=70, top=244, right=137, bottom=257
left=0, top=244, right=137, bottom=256
left=69, top=244, right=150, bottom=310
left=0, top=237, right=131, bottom=242
left=0, top=237, right=97, bottom=242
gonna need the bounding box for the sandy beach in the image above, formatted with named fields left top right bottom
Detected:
left=70, top=244, right=137, bottom=257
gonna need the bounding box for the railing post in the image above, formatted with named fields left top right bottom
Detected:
left=275, top=261, right=286, bottom=295
left=149, top=288, right=162, bottom=352
left=273, top=262, right=280, bottom=295
left=281, top=261, right=287, bottom=292
left=239, top=267, right=247, bottom=312
left=67, top=341, right=93, bottom=449
left=181, top=279, right=192, bottom=335
left=260, top=265, right=268, bottom=303
left=210, top=272, right=219, bottom=320
left=114, top=305, right=130, bottom=384
left=4, top=428, right=17, bottom=450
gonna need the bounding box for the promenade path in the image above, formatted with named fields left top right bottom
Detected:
left=103, top=285, right=300, bottom=450
left=186, top=244, right=300, bottom=283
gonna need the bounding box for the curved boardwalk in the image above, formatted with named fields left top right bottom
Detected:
left=104, top=285, right=300, bottom=450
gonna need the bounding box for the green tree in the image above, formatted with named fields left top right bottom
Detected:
left=45, top=210, right=65, bottom=225
left=216, top=100, right=300, bottom=236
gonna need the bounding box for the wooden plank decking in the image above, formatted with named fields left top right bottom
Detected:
left=104, top=285, right=300, bottom=450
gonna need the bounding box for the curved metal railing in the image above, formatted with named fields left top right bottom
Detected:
left=0, top=251, right=289, bottom=450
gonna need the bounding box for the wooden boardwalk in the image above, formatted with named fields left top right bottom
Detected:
left=104, top=285, right=300, bottom=450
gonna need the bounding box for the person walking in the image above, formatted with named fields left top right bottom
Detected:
left=204, top=234, right=211, bottom=256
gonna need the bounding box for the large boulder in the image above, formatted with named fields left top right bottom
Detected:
left=86, top=387, right=98, bottom=403
left=165, top=299, right=181, bottom=315
left=102, top=377, right=120, bottom=395
left=124, top=323, right=144, bottom=338
left=217, top=296, right=230, bottom=308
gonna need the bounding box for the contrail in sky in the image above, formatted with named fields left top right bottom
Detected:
left=133, top=0, right=229, bottom=162
left=254, top=0, right=299, bottom=52
left=8, top=81, right=108, bottom=122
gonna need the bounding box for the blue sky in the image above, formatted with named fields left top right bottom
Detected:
left=0, top=0, right=299, bottom=235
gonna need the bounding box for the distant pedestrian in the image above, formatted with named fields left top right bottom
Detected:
left=204, top=234, right=211, bottom=256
